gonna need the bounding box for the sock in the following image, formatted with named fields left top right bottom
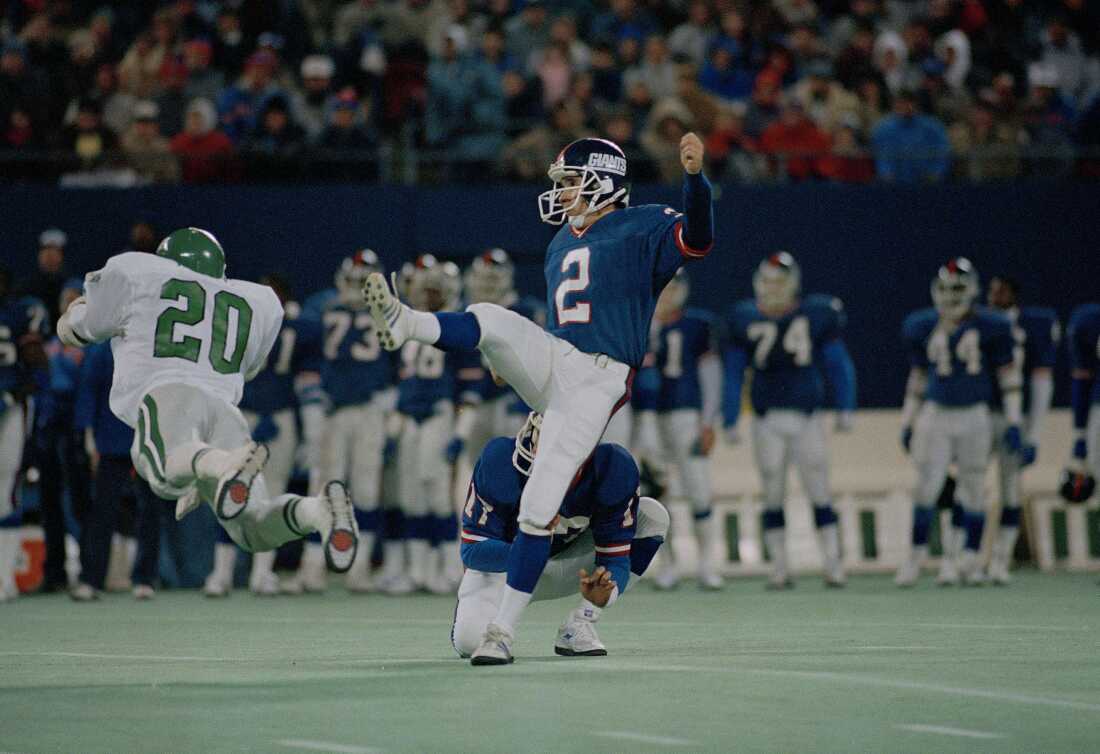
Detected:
left=0, top=529, right=17, bottom=592
left=629, top=535, right=664, bottom=577
left=251, top=549, right=276, bottom=579
left=963, top=510, right=986, bottom=552
left=492, top=531, right=551, bottom=632
left=494, top=585, right=532, bottom=635
left=813, top=504, right=841, bottom=571
left=211, top=542, right=236, bottom=581
left=168, top=442, right=227, bottom=482
left=762, top=509, right=787, bottom=577
left=406, top=538, right=431, bottom=586
left=995, top=505, right=1021, bottom=564
left=693, top=510, right=715, bottom=565
left=222, top=495, right=323, bottom=552
left=433, top=311, right=481, bottom=350
left=404, top=308, right=442, bottom=344
left=912, top=505, right=935, bottom=546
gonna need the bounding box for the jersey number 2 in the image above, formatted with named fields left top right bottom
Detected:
left=555, top=247, right=591, bottom=325
left=154, top=279, right=253, bottom=375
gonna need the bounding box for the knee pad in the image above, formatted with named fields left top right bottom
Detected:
left=636, top=497, right=670, bottom=540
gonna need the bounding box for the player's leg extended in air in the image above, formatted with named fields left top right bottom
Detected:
left=366, top=134, right=714, bottom=664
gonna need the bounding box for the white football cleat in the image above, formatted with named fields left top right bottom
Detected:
left=824, top=560, right=847, bottom=589
left=936, top=557, right=960, bottom=586
left=376, top=573, right=416, bottom=596
left=283, top=546, right=328, bottom=594
left=70, top=582, right=99, bottom=602
left=249, top=571, right=281, bottom=597
left=203, top=573, right=232, bottom=598
left=132, top=584, right=156, bottom=601
left=320, top=481, right=358, bottom=573
left=765, top=571, right=794, bottom=590
left=344, top=553, right=374, bottom=594
left=987, top=557, right=1012, bottom=586
left=652, top=563, right=680, bottom=590
left=895, top=556, right=920, bottom=587
left=554, top=613, right=607, bottom=657
left=470, top=622, right=514, bottom=666
left=363, top=272, right=412, bottom=352
left=213, top=442, right=269, bottom=521
left=698, top=566, right=724, bottom=591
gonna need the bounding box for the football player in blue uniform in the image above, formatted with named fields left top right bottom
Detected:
left=287, top=250, right=394, bottom=593
left=204, top=274, right=324, bottom=597
left=0, top=266, right=49, bottom=601
left=984, top=275, right=1059, bottom=584
left=648, top=270, right=725, bottom=590
left=724, top=253, right=856, bottom=589
left=452, top=413, right=670, bottom=661
left=365, top=133, right=713, bottom=664
left=456, top=248, right=543, bottom=463
left=391, top=255, right=480, bottom=593
left=1065, top=302, right=1100, bottom=504
left=896, top=259, right=1020, bottom=587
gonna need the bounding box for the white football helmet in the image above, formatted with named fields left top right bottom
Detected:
left=753, top=252, right=801, bottom=313
left=464, top=248, right=516, bottom=306
left=408, top=254, right=461, bottom=312
left=335, top=249, right=382, bottom=307
left=931, top=257, right=979, bottom=321
left=512, top=412, right=542, bottom=477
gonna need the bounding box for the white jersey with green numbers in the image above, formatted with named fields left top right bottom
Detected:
left=66, top=252, right=283, bottom=428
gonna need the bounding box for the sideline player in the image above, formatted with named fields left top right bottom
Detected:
left=648, top=269, right=725, bottom=590
left=451, top=413, right=669, bottom=660
left=203, top=274, right=324, bottom=597
left=895, top=258, right=1019, bottom=587
left=724, top=253, right=856, bottom=588
left=286, top=250, right=393, bottom=593
left=56, top=229, right=358, bottom=577
left=1065, top=303, right=1100, bottom=504
left=0, top=266, right=49, bottom=601
left=365, top=134, right=714, bottom=664
left=985, top=276, right=1058, bottom=584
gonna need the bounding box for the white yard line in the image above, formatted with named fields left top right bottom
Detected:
left=594, top=731, right=697, bottom=747
left=896, top=724, right=1005, bottom=740
left=274, top=739, right=381, bottom=754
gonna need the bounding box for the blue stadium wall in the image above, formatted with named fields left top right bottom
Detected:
left=3, top=182, right=1096, bottom=407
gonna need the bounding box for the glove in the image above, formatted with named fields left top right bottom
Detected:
left=900, top=426, right=913, bottom=454
left=251, top=413, right=279, bottom=443
left=1019, top=443, right=1037, bottom=467
left=445, top=436, right=465, bottom=464
left=835, top=411, right=854, bottom=433
left=1002, top=425, right=1022, bottom=454
left=723, top=425, right=741, bottom=446
left=1072, top=437, right=1088, bottom=461
left=383, top=436, right=398, bottom=465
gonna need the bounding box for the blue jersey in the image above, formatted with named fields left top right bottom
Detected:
left=1068, top=303, right=1100, bottom=405
left=545, top=204, right=708, bottom=368
left=240, top=303, right=324, bottom=415
left=320, top=302, right=393, bottom=409
left=990, top=307, right=1060, bottom=413
left=38, top=337, right=85, bottom=429
left=73, top=342, right=133, bottom=457
left=396, top=341, right=482, bottom=421
left=903, top=306, right=1015, bottom=407
left=461, top=437, right=639, bottom=587
left=0, top=295, right=49, bottom=395
left=727, top=295, right=846, bottom=415
left=654, top=308, right=717, bottom=413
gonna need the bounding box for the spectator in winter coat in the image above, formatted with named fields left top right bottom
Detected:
left=668, top=1, right=715, bottom=67
left=758, top=99, right=833, bottom=181
left=870, top=89, right=950, bottom=182
left=791, top=59, right=860, bottom=135
left=170, top=98, right=237, bottom=183
left=121, top=100, right=180, bottom=183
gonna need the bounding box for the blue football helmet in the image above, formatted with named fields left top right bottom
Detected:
left=753, top=251, right=801, bottom=313
left=931, top=257, right=979, bottom=321
left=538, top=137, right=631, bottom=228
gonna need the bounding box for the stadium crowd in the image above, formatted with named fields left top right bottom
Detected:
left=2, top=0, right=1099, bottom=184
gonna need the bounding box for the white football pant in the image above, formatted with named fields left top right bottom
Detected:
left=912, top=403, right=991, bottom=512
left=751, top=410, right=831, bottom=509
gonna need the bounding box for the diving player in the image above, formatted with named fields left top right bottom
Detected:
left=0, top=266, right=49, bottom=601
left=724, top=253, right=857, bottom=589
left=392, top=255, right=479, bottom=593
left=648, top=269, right=725, bottom=590
left=55, top=229, right=358, bottom=580
left=203, top=274, right=324, bottom=597
left=452, top=413, right=669, bottom=661
left=1065, top=302, right=1100, bottom=504
left=985, top=275, right=1059, bottom=584
left=895, top=258, right=1019, bottom=587
left=365, top=133, right=714, bottom=664
left=286, top=250, right=393, bottom=593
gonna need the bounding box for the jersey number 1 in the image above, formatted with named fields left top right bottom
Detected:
left=555, top=247, right=591, bottom=325
left=154, top=279, right=253, bottom=374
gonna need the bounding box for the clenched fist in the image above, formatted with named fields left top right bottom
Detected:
left=680, top=132, right=704, bottom=174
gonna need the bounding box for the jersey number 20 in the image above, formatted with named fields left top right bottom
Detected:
left=154, top=279, right=253, bottom=374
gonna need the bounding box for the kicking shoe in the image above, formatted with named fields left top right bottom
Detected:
left=70, top=582, right=99, bottom=602
left=203, top=573, right=232, bottom=598
left=895, top=557, right=920, bottom=588
left=214, top=442, right=269, bottom=521
left=765, top=572, right=794, bottom=590
left=320, top=481, right=358, bottom=573
left=249, top=571, right=281, bottom=597
left=363, top=272, right=412, bottom=352
left=987, top=558, right=1012, bottom=586
left=132, top=584, right=156, bottom=601
left=936, top=558, right=960, bottom=587
left=555, top=614, right=607, bottom=657
left=470, top=622, right=514, bottom=666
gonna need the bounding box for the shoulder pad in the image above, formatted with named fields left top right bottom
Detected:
left=804, top=293, right=844, bottom=313
left=902, top=308, right=937, bottom=338
left=473, top=437, right=524, bottom=508
left=591, top=443, right=639, bottom=507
